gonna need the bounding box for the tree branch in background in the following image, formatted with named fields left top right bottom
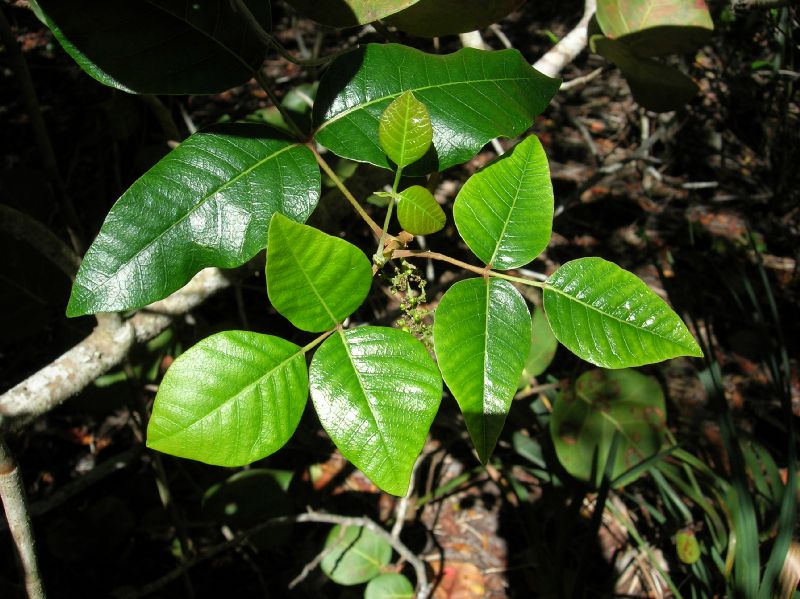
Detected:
left=533, top=0, right=597, bottom=79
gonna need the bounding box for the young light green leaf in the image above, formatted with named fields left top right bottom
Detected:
left=519, top=307, right=559, bottom=387
left=67, top=124, right=319, bottom=317
left=385, top=0, right=524, bottom=37
left=397, top=185, right=445, bottom=235
left=321, top=525, right=392, bottom=585
left=543, top=257, right=703, bottom=368
left=454, top=135, right=553, bottom=269
left=284, top=0, right=417, bottom=28
left=378, top=91, right=433, bottom=168
left=267, top=214, right=372, bottom=332
left=314, top=44, right=560, bottom=173
left=365, top=573, right=415, bottom=599
left=434, top=278, right=531, bottom=463
left=31, top=0, right=271, bottom=94
left=550, top=368, right=666, bottom=486
left=147, top=332, right=308, bottom=467
left=309, top=327, right=442, bottom=496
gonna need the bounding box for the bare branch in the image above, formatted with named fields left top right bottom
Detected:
left=533, top=0, right=597, bottom=79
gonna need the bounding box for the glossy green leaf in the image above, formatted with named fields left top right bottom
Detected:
left=543, top=257, right=703, bottom=368
left=147, top=331, right=308, bottom=467
left=596, top=0, right=713, bottom=56
left=396, top=186, right=445, bottom=235
left=378, top=91, right=433, bottom=168
left=454, top=135, right=553, bottom=269
left=67, top=124, right=319, bottom=316
left=309, top=327, right=442, bottom=496
left=519, top=307, right=559, bottom=386
left=550, top=368, right=666, bottom=486
left=314, top=44, right=560, bottom=173
left=386, top=0, right=525, bottom=37
left=434, top=278, right=531, bottom=463
left=365, top=573, right=415, bottom=599
left=284, top=0, right=417, bottom=28
left=32, top=0, right=270, bottom=94
left=592, top=36, right=698, bottom=112
left=266, top=214, right=372, bottom=332
left=321, top=525, right=392, bottom=585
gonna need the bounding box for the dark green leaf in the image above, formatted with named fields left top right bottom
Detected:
left=454, top=135, right=553, bottom=269
left=519, top=307, right=558, bottom=386
left=309, top=327, right=442, bottom=496
left=386, top=0, right=525, bottom=37
left=314, top=44, right=560, bottom=173
left=396, top=186, right=445, bottom=235
left=32, top=0, right=270, bottom=94
left=266, top=214, right=372, bottom=332
left=147, top=331, right=308, bottom=467
left=284, top=0, right=417, bottom=28
left=67, top=124, right=319, bottom=316
left=378, top=91, right=433, bottom=168
left=543, top=258, right=703, bottom=368
left=321, top=525, right=392, bottom=585
left=434, top=278, right=531, bottom=463
left=365, top=573, right=415, bottom=599
left=550, top=368, right=666, bottom=486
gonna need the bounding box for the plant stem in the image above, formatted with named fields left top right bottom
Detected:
left=309, top=145, right=383, bottom=238
left=392, top=250, right=547, bottom=288
left=0, top=438, right=46, bottom=599
left=253, top=69, right=307, bottom=140
left=375, top=167, right=403, bottom=263
left=301, top=329, right=335, bottom=354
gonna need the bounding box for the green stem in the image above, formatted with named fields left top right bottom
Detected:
left=301, top=329, right=335, bottom=354
left=253, top=70, right=306, bottom=140
left=375, top=168, right=403, bottom=264
left=392, top=250, right=546, bottom=288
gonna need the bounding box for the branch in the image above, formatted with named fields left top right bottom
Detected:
left=0, top=267, right=234, bottom=430
left=0, top=439, right=46, bottom=599
left=532, top=0, right=597, bottom=79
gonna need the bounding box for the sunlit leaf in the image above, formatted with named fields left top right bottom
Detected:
left=397, top=186, right=445, bottom=235
left=386, top=0, right=525, bottom=37
left=366, top=573, right=415, bottom=599
left=519, top=307, right=558, bottom=387
left=321, top=525, right=392, bottom=585
left=378, top=91, right=433, bottom=168
left=284, top=0, right=417, bottom=28
left=543, top=257, right=703, bottom=368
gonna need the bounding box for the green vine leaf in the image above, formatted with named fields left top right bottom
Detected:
left=314, top=44, right=560, bottom=173
left=385, top=0, right=525, bottom=37
left=543, top=257, right=703, bottom=368
left=147, top=331, right=308, bottom=467
left=67, top=124, right=319, bottom=317
left=321, top=525, right=392, bottom=585
left=378, top=91, right=433, bottom=168
left=266, top=214, right=372, bottom=332
left=550, top=368, right=666, bottom=486
left=434, top=278, right=531, bottom=463
left=454, top=135, right=553, bottom=269
left=365, top=573, right=415, bottom=599
left=396, top=186, right=446, bottom=235
left=309, top=327, right=442, bottom=496
left=31, top=0, right=271, bottom=94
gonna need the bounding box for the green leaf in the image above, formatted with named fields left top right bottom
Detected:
left=519, top=307, right=559, bottom=386
left=385, top=0, right=525, bottom=37
left=676, top=528, right=701, bottom=564
left=321, top=525, right=392, bottom=585
left=543, top=257, right=703, bottom=368
left=284, top=0, right=418, bottom=28
left=67, top=124, right=319, bottom=316
left=32, top=0, right=270, bottom=94
left=396, top=186, right=445, bottom=235
left=266, top=214, right=372, bottom=332
left=147, top=331, right=308, bottom=467
left=592, top=36, right=698, bottom=112
left=365, top=573, right=415, bottom=599
left=454, top=135, right=553, bottom=269
left=550, top=368, right=666, bottom=486
left=314, top=44, right=560, bottom=173
left=378, top=91, right=433, bottom=168
left=596, top=0, right=713, bottom=56
left=309, top=327, right=442, bottom=496
left=434, top=278, right=531, bottom=463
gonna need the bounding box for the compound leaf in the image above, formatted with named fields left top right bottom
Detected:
left=454, top=135, right=553, bottom=269
left=67, top=124, right=319, bottom=316
left=266, top=214, right=372, bottom=332
left=321, top=525, right=392, bottom=585
left=396, top=185, right=445, bottom=235
left=147, top=331, right=308, bottom=466
left=309, top=327, right=442, bottom=496
left=284, top=0, right=417, bottom=28
left=314, top=44, right=560, bottom=173
left=543, top=257, right=703, bottom=368
left=378, top=91, right=433, bottom=168
left=32, top=0, right=270, bottom=94
left=385, top=0, right=525, bottom=37
left=550, top=368, right=666, bottom=486
left=365, top=573, right=415, bottom=599
left=434, top=278, right=531, bottom=463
